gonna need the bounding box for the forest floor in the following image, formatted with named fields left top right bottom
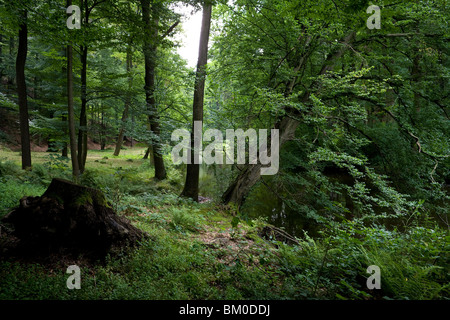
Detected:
left=0, top=146, right=448, bottom=300
left=0, top=146, right=298, bottom=299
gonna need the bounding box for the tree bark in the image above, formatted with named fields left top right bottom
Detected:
left=15, top=10, right=32, bottom=170
left=181, top=2, right=212, bottom=201
left=142, top=144, right=153, bottom=163
left=141, top=0, right=166, bottom=180
left=222, top=31, right=356, bottom=207
left=100, top=104, right=106, bottom=150
left=61, top=115, right=68, bottom=157
left=77, top=0, right=90, bottom=172
left=143, top=146, right=151, bottom=159
left=78, top=44, right=88, bottom=172
left=114, top=46, right=133, bottom=156
left=67, top=0, right=80, bottom=178
left=59, top=47, right=68, bottom=157
left=221, top=116, right=299, bottom=207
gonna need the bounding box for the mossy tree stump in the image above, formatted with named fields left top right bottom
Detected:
left=1, top=178, right=146, bottom=259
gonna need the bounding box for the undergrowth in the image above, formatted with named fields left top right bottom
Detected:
left=0, top=153, right=448, bottom=300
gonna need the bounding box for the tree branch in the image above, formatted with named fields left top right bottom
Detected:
left=356, top=96, right=448, bottom=162
left=161, top=20, right=180, bottom=39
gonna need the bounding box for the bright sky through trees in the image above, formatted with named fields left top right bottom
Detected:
left=173, top=4, right=202, bottom=68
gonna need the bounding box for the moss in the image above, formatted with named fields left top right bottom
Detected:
left=93, top=192, right=110, bottom=208
left=69, top=190, right=112, bottom=209
left=72, top=191, right=94, bottom=206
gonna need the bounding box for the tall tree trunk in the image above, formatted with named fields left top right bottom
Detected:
left=77, top=0, right=89, bottom=173
left=33, top=53, right=38, bottom=99
left=78, top=45, right=88, bottom=172
left=222, top=31, right=356, bottom=207
left=143, top=146, right=151, bottom=159
left=130, top=114, right=134, bottom=148
left=141, top=0, right=166, bottom=180
left=61, top=115, right=68, bottom=157
left=16, top=10, right=32, bottom=170
left=142, top=145, right=154, bottom=166
left=67, top=0, right=80, bottom=178
left=181, top=2, right=212, bottom=201
left=60, top=47, right=68, bottom=157
left=114, top=46, right=133, bottom=156
left=100, top=104, right=105, bottom=150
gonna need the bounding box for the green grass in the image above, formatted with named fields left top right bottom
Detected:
left=0, top=147, right=149, bottom=169
left=0, top=148, right=448, bottom=300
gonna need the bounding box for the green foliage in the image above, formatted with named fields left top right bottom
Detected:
left=0, top=155, right=448, bottom=300
left=168, top=207, right=205, bottom=233
left=43, top=153, right=70, bottom=173
left=271, top=218, right=449, bottom=300
left=0, top=161, right=46, bottom=217
left=359, top=246, right=447, bottom=300
left=0, top=0, right=448, bottom=302
left=0, top=93, right=17, bottom=109
left=0, top=160, right=22, bottom=178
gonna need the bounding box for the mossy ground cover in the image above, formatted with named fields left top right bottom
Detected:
left=0, top=148, right=448, bottom=300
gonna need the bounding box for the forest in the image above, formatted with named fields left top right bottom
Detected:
left=0, top=0, right=448, bottom=302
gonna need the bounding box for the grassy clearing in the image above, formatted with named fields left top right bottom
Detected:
left=0, top=146, right=149, bottom=168
left=0, top=149, right=448, bottom=300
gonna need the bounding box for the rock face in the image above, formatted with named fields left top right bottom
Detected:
left=1, top=178, right=146, bottom=259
